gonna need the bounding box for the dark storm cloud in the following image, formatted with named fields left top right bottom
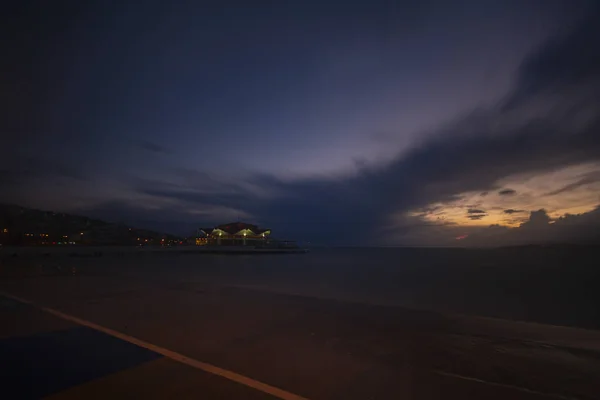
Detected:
left=504, top=209, right=525, bottom=214
left=465, top=206, right=600, bottom=246
left=544, top=170, right=600, bottom=196
left=508, top=2, right=600, bottom=107
left=129, top=96, right=600, bottom=242
left=235, top=5, right=600, bottom=244
left=467, top=209, right=486, bottom=214
left=498, top=189, right=517, bottom=196
left=127, top=5, right=600, bottom=243
left=133, top=167, right=266, bottom=206
left=520, top=209, right=552, bottom=229
left=142, top=187, right=243, bottom=210
left=467, top=215, right=486, bottom=220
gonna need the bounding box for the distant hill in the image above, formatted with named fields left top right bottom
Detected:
left=0, top=204, right=183, bottom=246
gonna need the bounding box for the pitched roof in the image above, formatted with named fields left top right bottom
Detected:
left=201, top=222, right=270, bottom=235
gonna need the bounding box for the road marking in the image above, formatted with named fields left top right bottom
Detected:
left=1, top=292, right=33, bottom=305
left=434, top=370, right=577, bottom=400
left=0, top=291, right=309, bottom=400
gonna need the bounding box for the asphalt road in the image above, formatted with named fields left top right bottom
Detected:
left=1, top=258, right=599, bottom=399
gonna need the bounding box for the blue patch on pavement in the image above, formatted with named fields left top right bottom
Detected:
left=0, top=326, right=162, bottom=399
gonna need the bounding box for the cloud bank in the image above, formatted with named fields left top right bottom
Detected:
left=2, top=3, right=599, bottom=246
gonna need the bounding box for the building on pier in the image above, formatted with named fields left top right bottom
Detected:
left=199, top=222, right=271, bottom=246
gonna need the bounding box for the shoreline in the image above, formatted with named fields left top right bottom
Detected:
left=0, top=245, right=308, bottom=257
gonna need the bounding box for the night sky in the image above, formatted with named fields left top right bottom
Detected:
left=2, top=1, right=599, bottom=245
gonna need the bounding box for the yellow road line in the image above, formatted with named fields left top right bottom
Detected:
left=0, top=290, right=309, bottom=400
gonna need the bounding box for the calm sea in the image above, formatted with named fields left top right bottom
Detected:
left=4, top=246, right=600, bottom=329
